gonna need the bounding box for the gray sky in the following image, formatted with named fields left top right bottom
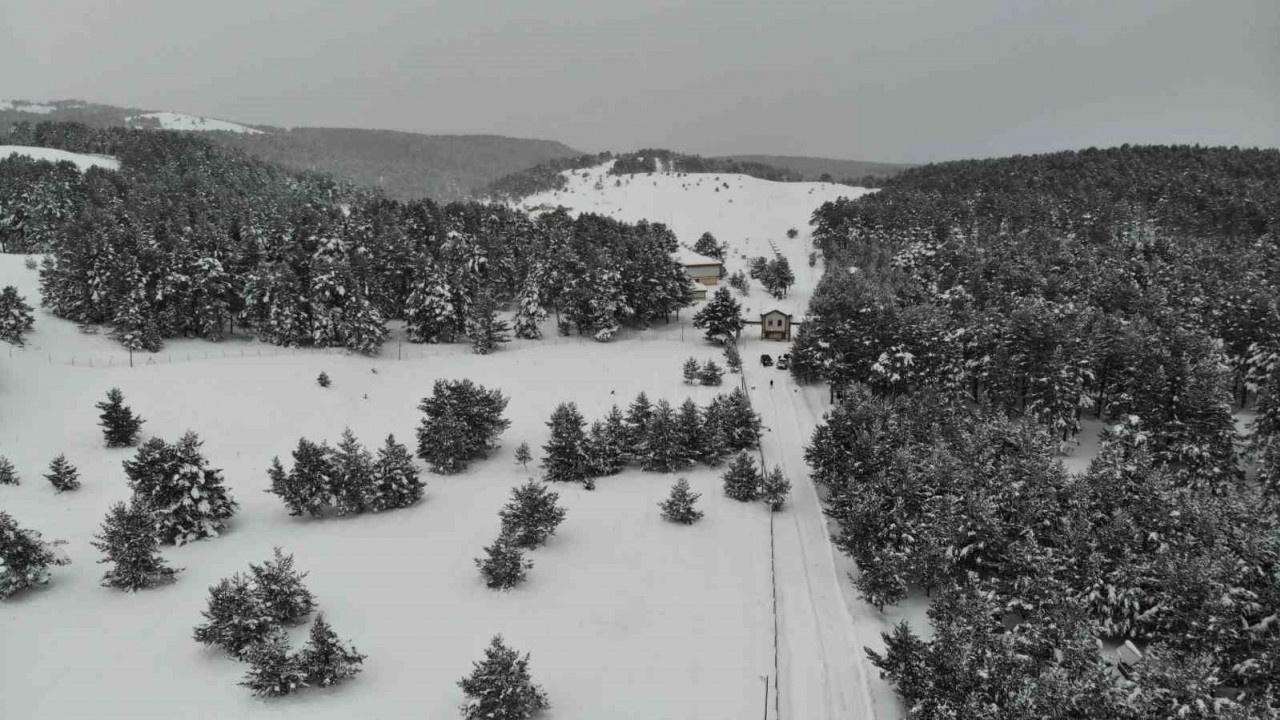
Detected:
left=4, top=0, right=1278, bottom=163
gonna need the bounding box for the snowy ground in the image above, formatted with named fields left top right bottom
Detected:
left=0, top=145, right=120, bottom=172
left=522, top=162, right=876, bottom=320
left=0, top=100, right=56, bottom=114
left=125, top=111, right=264, bottom=134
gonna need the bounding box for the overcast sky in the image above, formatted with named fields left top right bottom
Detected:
left=4, top=0, right=1278, bottom=163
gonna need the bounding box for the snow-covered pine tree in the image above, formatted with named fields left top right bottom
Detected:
left=458, top=635, right=550, bottom=720
left=601, top=404, right=631, bottom=468
left=416, top=380, right=511, bottom=474
left=97, top=387, right=144, bottom=447
left=92, top=500, right=180, bottom=590
left=269, top=438, right=334, bottom=517
left=499, top=480, right=568, bottom=549
left=674, top=399, right=704, bottom=469
left=682, top=357, right=700, bottom=384
left=541, top=402, right=591, bottom=485
left=659, top=477, right=704, bottom=524
left=699, top=400, right=731, bottom=466
left=317, top=371, right=331, bottom=388
left=0, top=511, right=69, bottom=599
left=0, top=285, right=35, bottom=346
left=134, top=432, right=238, bottom=545
left=405, top=265, right=457, bottom=343
left=370, top=434, right=424, bottom=511
left=475, top=535, right=533, bottom=590
left=514, top=441, right=532, bottom=470
left=641, top=400, right=682, bottom=473
left=764, top=255, right=795, bottom=298
left=722, top=453, right=762, bottom=501
left=0, top=456, right=18, bottom=485
left=249, top=547, right=316, bottom=626
left=467, top=290, right=510, bottom=355
left=239, top=629, right=307, bottom=698
left=761, top=466, right=791, bottom=511
left=692, top=287, right=744, bottom=344
left=698, top=360, right=724, bottom=386
left=693, top=231, right=724, bottom=261
left=44, top=453, right=80, bottom=492
left=624, top=392, right=653, bottom=450
left=110, top=285, right=163, bottom=352
left=511, top=277, right=548, bottom=340
left=586, top=420, right=624, bottom=478
left=297, top=613, right=365, bottom=688
left=723, top=388, right=762, bottom=451
left=193, top=573, right=275, bottom=658
left=341, top=293, right=389, bottom=355
left=723, top=342, right=743, bottom=374
left=331, top=429, right=374, bottom=516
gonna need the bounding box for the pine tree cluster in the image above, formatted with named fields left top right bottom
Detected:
left=124, top=432, right=238, bottom=544
left=681, top=357, right=724, bottom=385
left=0, top=456, right=18, bottom=485
left=268, top=431, right=423, bottom=517
left=0, top=285, right=36, bottom=346
left=416, top=379, right=511, bottom=474
left=537, top=390, right=759, bottom=488
left=0, top=511, right=70, bottom=599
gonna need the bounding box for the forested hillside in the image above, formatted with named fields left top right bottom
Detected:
left=0, top=100, right=582, bottom=200
left=798, top=146, right=1280, bottom=717
left=2, top=122, right=692, bottom=354
left=721, top=153, right=911, bottom=185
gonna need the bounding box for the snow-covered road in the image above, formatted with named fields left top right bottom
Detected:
left=742, top=339, right=905, bottom=720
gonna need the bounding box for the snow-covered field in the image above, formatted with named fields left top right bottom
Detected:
left=0, top=145, right=120, bottom=172
left=126, top=111, right=264, bottom=134
left=522, top=161, right=876, bottom=319
left=0, top=100, right=56, bottom=114
left=1, top=165, right=921, bottom=719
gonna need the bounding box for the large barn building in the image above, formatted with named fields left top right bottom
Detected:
left=674, top=247, right=723, bottom=301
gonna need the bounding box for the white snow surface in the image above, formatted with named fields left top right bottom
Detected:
left=0, top=163, right=913, bottom=720
left=522, top=161, right=877, bottom=320
left=0, top=100, right=56, bottom=114
left=127, top=111, right=264, bottom=134
left=0, top=145, right=121, bottom=172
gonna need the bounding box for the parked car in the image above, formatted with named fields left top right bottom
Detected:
left=776, top=357, right=790, bottom=371
left=760, top=354, right=773, bottom=367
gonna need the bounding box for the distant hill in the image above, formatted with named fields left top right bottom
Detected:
left=719, top=154, right=912, bottom=183
left=0, top=99, right=582, bottom=200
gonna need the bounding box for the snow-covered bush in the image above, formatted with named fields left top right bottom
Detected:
left=659, top=478, right=703, bottom=524
left=417, top=379, right=511, bottom=474
left=92, top=500, right=180, bottom=590
left=0, top=511, right=70, bottom=599
left=124, top=432, right=237, bottom=544
left=458, top=636, right=550, bottom=720
left=96, top=387, right=144, bottom=447
left=499, top=481, right=567, bottom=549
left=475, top=536, right=532, bottom=590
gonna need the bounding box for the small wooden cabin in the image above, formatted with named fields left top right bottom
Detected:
left=760, top=310, right=793, bottom=341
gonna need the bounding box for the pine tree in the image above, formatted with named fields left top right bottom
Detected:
left=110, top=286, right=162, bottom=352
left=722, top=453, right=762, bottom=501
left=0, top=285, right=35, bottom=346
left=514, top=441, right=532, bottom=470
left=692, top=287, right=745, bottom=344
left=499, top=480, right=568, bottom=549
left=96, top=387, right=144, bottom=448
left=586, top=419, right=625, bottom=477
left=659, top=477, right=704, bottom=524
left=467, top=290, right=510, bottom=355
left=370, top=434, right=424, bottom=511
left=641, top=400, right=682, bottom=472
left=761, top=466, right=791, bottom=511
left=249, top=547, right=316, bottom=626
left=700, top=400, right=731, bottom=466
left=44, top=453, right=80, bottom=492
left=601, top=404, right=630, bottom=470
left=239, top=629, right=307, bottom=697
left=693, top=231, right=724, bottom=261
left=723, top=342, right=743, bottom=374
left=511, top=279, right=547, bottom=340
left=722, top=388, right=762, bottom=451
left=698, top=359, right=724, bottom=386
left=125, top=432, right=237, bottom=545
left=624, top=392, right=653, bottom=451
left=269, top=438, right=334, bottom=517
left=541, top=402, right=590, bottom=485
left=682, top=357, right=700, bottom=384
left=0, top=456, right=18, bottom=485
left=458, top=635, right=550, bottom=720
left=193, top=573, right=275, bottom=658
left=298, top=613, right=365, bottom=688
left=405, top=268, right=457, bottom=343
left=416, top=380, right=511, bottom=474
left=674, top=399, right=704, bottom=468
left=475, top=535, right=533, bottom=590
left=92, top=500, right=180, bottom=590
left=317, top=371, right=331, bottom=388
left=331, top=428, right=374, bottom=516
left=0, top=511, right=70, bottom=599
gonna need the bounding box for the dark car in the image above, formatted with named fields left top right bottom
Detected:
left=760, top=354, right=773, bottom=367
left=776, top=357, right=790, bottom=371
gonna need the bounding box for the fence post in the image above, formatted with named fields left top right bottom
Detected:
left=129, top=349, right=133, bottom=368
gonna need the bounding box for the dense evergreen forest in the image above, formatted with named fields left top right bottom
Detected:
left=799, top=146, right=1280, bottom=717
left=0, top=122, right=692, bottom=352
